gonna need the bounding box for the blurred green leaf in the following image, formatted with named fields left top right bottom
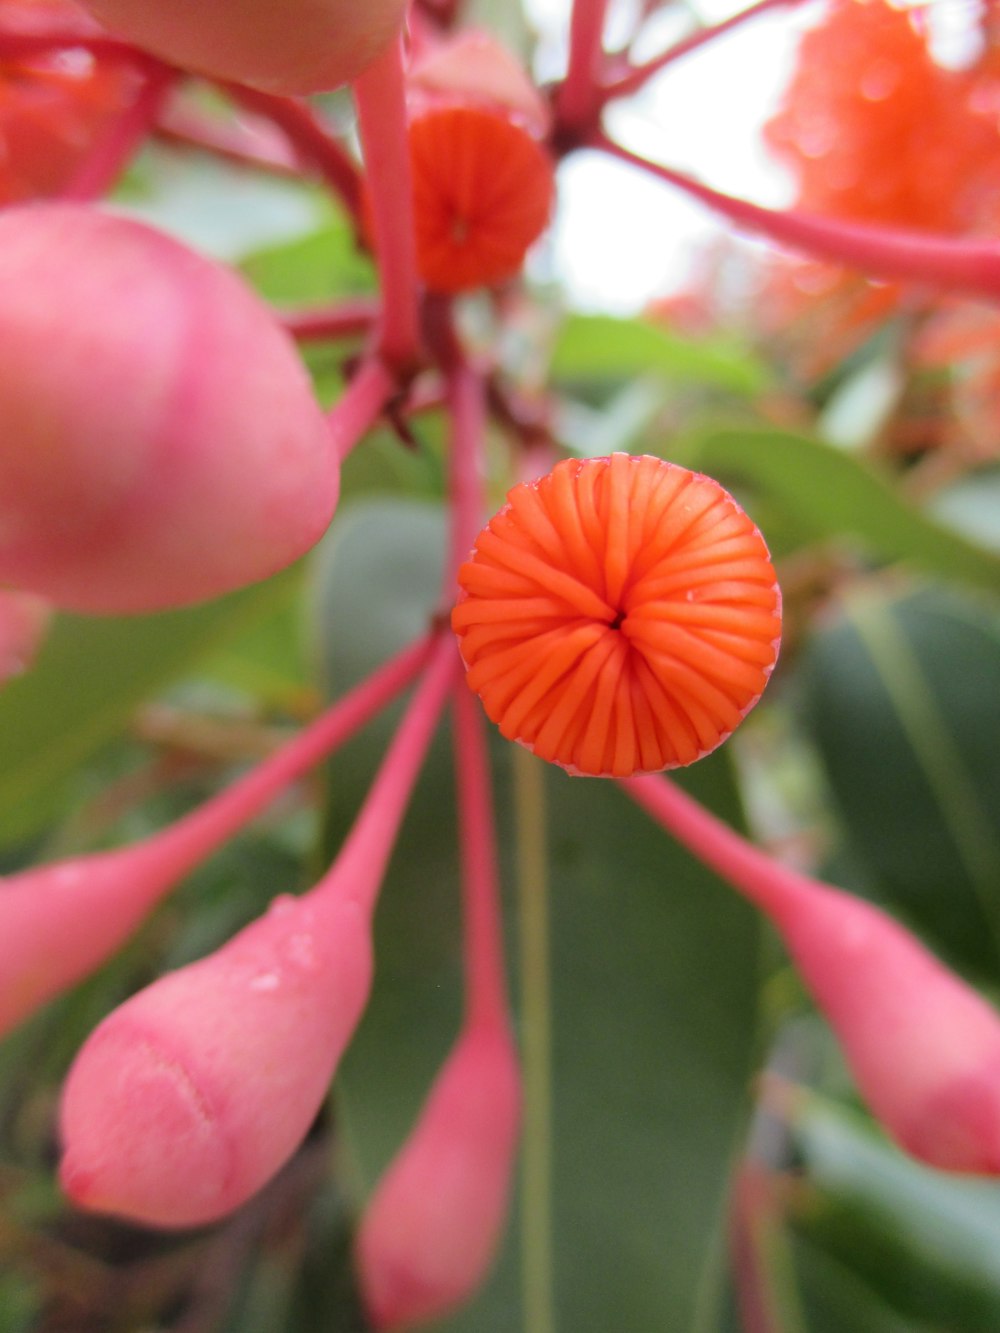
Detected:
left=0, top=571, right=298, bottom=850
left=551, top=314, right=769, bottom=395
left=309, top=496, right=764, bottom=1332
left=672, top=427, right=1000, bottom=595
left=240, top=217, right=375, bottom=305
left=799, top=583, right=1000, bottom=977
left=789, top=1096, right=1000, bottom=1332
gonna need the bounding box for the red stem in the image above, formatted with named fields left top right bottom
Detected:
left=595, top=133, right=1000, bottom=303
left=452, top=682, right=510, bottom=1033
left=328, top=357, right=397, bottom=459
left=317, top=634, right=458, bottom=916
left=602, top=0, right=811, bottom=105
left=60, top=65, right=178, bottom=201
left=222, top=84, right=363, bottom=221
left=353, top=35, right=424, bottom=376
left=280, top=297, right=379, bottom=343
left=0, top=31, right=138, bottom=62
left=142, top=636, right=435, bottom=885
left=556, top=0, right=612, bottom=134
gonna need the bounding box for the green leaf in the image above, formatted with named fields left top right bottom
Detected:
left=0, top=571, right=298, bottom=849
left=310, top=496, right=764, bottom=1330
left=551, top=314, right=769, bottom=395
left=789, top=1096, right=1000, bottom=1332
left=670, top=427, right=1000, bottom=595
left=798, top=583, right=1000, bottom=978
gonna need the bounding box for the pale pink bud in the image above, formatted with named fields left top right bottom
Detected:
left=75, top=0, right=406, bottom=95
left=0, top=637, right=429, bottom=1040
left=0, top=203, right=338, bottom=613
left=59, top=888, right=373, bottom=1227
left=623, top=774, right=1000, bottom=1174
left=0, top=841, right=187, bottom=1039
left=0, top=589, right=50, bottom=686
left=356, top=1024, right=521, bottom=1330
left=773, top=882, right=1000, bottom=1174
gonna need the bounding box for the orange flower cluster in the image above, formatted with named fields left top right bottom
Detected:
left=762, top=0, right=1000, bottom=376
left=453, top=454, right=781, bottom=778
left=0, top=0, right=134, bottom=203
left=766, top=0, right=999, bottom=233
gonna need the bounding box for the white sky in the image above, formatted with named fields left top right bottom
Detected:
left=526, top=0, right=807, bottom=311
left=524, top=0, right=984, bottom=312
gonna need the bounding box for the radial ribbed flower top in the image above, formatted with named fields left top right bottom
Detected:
left=452, top=453, right=781, bottom=777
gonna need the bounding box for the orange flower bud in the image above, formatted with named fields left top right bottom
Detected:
left=452, top=453, right=781, bottom=777
left=408, top=101, right=554, bottom=294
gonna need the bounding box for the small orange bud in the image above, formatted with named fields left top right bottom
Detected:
left=452, top=453, right=781, bottom=777
left=408, top=101, right=554, bottom=294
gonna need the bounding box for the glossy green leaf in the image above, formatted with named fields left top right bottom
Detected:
left=551, top=313, right=769, bottom=395
left=0, top=571, right=298, bottom=849
left=309, top=496, right=764, bottom=1331
left=798, top=583, right=1000, bottom=978
left=788, top=1096, right=1000, bottom=1332
left=671, top=427, right=1000, bottom=595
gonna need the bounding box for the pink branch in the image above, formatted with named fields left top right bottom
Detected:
left=556, top=0, right=611, bottom=135
left=61, top=64, right=178, bottom=201
left=596, top=134, right=1000, bottom=304
left=328, top=356, right=397, bottom=459
left=317, top=633, right=458, bottom=916
left=280, top=297, right=379, bottom=342
left=602, top=0, right=811, bottom=105
left=452, top=682, right=510, bottom=1032
left=153, top=102, right=304, bottom=177
left=353, top=35, right=424, bottom=375
left=222, top=83, right=363, bottom=221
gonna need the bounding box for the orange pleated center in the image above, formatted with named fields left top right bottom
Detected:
left=409, top=102, right=555, bottom=294
left=452, top=453, right=782, bottom=777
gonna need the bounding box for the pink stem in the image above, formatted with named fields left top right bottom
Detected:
left=328, top=356, right=397, bottom=459
left=316, top=634, right=458, bottom=916
left=602, top=0, right=811, bottom=104
left=280, top=297, right=380, bottom=342
left=595, top=133, right=1000, bottom=303
left=619, top=773, right=811, bottom=924
left=556, top=0, right=612, bottom=134
left=221, top=84, right=363, bottom=221
left=153, top=104, right=303, bottom=177
left=353, top=35, right=424, bottom=376
left=138, top=635, right=436, bottom=887
left=60, top=64, right=177, bottom=201
left=451, top=682, right=510, bottom=1033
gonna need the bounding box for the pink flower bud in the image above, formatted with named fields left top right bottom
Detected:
left=59, top=888, right=373, bottom=1227
left=0, top=589, right=50, bottom=686
left=624, top=774, right=1000, bottom=1174
left=356, top=1024, right=521, bottom=1330
left=0, top=203, right=338, bottom=613
left=773, top=881, right=1000, bottom=1174
left=74, top=0, right=406, bottom=95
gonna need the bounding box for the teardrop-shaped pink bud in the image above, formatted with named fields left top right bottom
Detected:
left=356, top=1024, right=521, bottom=1329
left=59, top=888, right=373, bottom=1227
left=0, top=203, right=338, bottom=613
left=74, top=0, right=406, bottom=95
left=0, top=589, right=50, bottom=686
left=773, top=881, right=1000, bottom=1173
left=623, top=774, right=1000, bottom=1174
